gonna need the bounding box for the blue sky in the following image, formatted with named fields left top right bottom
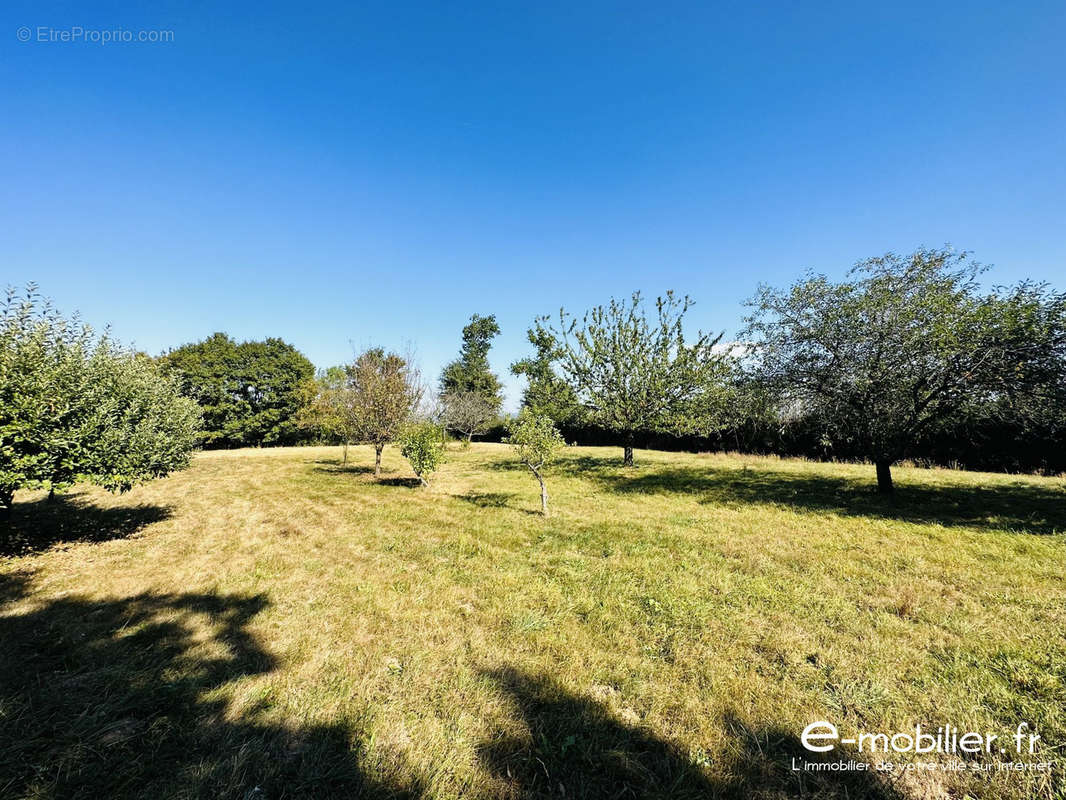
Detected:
left=3, top=1, right=1064, bottom=410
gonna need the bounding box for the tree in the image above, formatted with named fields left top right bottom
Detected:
left=346, top=348, right=423, bottom=476
left=533, top=291, right=729, bottom=466
left=439, top=390, right=496, bottom=443
left=978, top=281, right=1066, bottom=436
left=161, top=333, right=314, bottom=448
left=298, top=366, right=360, bottom=464
left=440, top=314, right=503, bottom=410
left=398, top=421, right=446, bottom=487
left=510, top=327, right=584, bottom=427
left=742, top=248, right=1066, bottom=493
left=505, top=411, right=565, bottom=516
left=1, top=286, right=201, bottom=513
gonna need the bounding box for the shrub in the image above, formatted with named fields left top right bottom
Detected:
left=398, top=421, right=446, bottom=487
left=1, top=286, right=201, bottom=512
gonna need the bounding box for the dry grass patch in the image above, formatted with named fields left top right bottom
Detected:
left=1, top=444, right=1064, bottom=799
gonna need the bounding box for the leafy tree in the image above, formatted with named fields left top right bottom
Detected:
left=298, top=366, right=360, bottom=464
left=439, top=390, right=497, bottom=443
left=505, top=410, right=565, bottom=516
left=533, top=291, right=729, bottom=466
left=398, top=420, right=446, bottom=487
left=440, top=314, right=503, bottom=410
left=977, top=281, right=1066, bottom=436
left=1, top=286, right=201, bottom=513
left=346, top=348, right=423, bottom=476
left=162, top=333, right=314, bottom=448
left=743, top=248, right=1066, bottom=493
left=510, top=327, right=584, bottom=427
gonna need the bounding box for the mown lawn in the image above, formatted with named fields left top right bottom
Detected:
left=1, top=444, right=1064, bottom=799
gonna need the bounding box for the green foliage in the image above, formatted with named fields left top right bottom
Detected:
left=532, top=291, right=730, bottom=465
left=348, top=348, right=423, bottom=473
left=510, top=326, right=584, bottom=427
left=506, top=410, right=565, bottom=471
left=398, top=420, right=446, bottom=486
left=974, top=281, right=1066, bottom=435
left=440, top=314, right=503, bottom=410
left=505, top=410, right=566, bottom=516
left=298, top=366, right=352, bottom=444
left=0, top=286, right=201, bottom=509
left=300, top=351, right=422, bottom=474
left=162, top=333, right=314, bottom=448
left=743, top=248, right=1066, bottom=492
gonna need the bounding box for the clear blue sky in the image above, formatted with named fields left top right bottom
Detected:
left=3, top=1, right=1064, bottom=410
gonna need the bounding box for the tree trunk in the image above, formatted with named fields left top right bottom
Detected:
left=623, top=445, right=634, bottom=467
left=0, top=486, right=13, bottom=515
left=530, top=466, right=549, bottom=517
left=875, top=459, right=894, bottom=494
left=375, top=444, right=383, bottom=477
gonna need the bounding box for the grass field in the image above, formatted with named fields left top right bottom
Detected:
left=2, top=444, right=1065, bottom=799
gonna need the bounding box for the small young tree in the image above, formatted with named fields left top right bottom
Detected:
left=398, top=421, right=446, bottom=487
left=439, top=389, right=496, bottom=443
left=505, top=411, right=565, bottom=516
left=532, top=291, right=729, bottom=466
left=347, top=348, right=423, bottom=476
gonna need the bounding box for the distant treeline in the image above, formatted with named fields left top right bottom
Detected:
left=474, top=416, right=1065, bottom=476
left=154, top=248, right=1065, bottom=487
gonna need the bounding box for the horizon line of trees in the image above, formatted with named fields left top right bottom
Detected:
left=6, top=246, right=1064, bottom=506
left=507, top=248, right=1066, bottom=491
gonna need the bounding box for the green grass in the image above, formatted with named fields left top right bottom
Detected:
left=2, top=444, right=1065, bottom=799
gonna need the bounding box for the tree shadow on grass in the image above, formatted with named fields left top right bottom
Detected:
left=0, top=568, right=33, bottom=602
left=376, top=476, right=423, bottom=488
left=311, top=461, right=377, bottom=476
left=575, top=460, right=1065, bottom=535
left=0, top=583, right=424, bottom=800
left=478, top=666, right=902, bottom=799
left=459, top=492, right=516, bottom=508
left=0, top=494, right=174, bottom=557
left=454, top=492, right=541, bottom=516
left=310, top=461, right=422, bottom=487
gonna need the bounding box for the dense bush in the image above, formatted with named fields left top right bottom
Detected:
left=1, top=287, right=201, bottom=511
left=162, top=333, right=314, bottom=448
left=398, top=421, right=446, bottom=487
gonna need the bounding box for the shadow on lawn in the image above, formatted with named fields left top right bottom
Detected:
left=0, top=582, right=423, bottom=800
left=311, top=460, right=422, bottom=487
left=561, top=456, right=1065, bottom=535
left=479, top=667, right=901, bottom=799
left=311, top=460, right=377, bottom=476
left=456, top=492, right=542, bottom=516
left=0, top=494, right=173, bottom=557
left=459, top=491, right=516, bottom=508
left=0, top=571, right=906, bottom=799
